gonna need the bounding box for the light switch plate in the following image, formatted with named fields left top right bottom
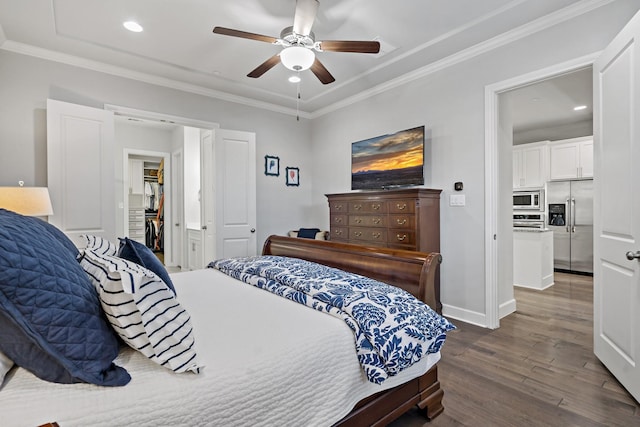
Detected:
left=449, top=194, right=466, bottom=206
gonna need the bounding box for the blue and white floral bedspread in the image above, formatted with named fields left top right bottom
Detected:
left=208, top=256, right=455, bottom=384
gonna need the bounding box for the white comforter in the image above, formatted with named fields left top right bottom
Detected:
left=0, top=268, right=439, bottom=427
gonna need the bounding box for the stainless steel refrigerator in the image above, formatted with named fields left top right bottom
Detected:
left=547, top=180, right=593, bottom=274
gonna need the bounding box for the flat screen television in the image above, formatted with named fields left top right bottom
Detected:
left=351, top=126, right=425, bottom=190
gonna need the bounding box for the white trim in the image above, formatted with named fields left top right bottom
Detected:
left=442, top=304, right=487, bottom=328
left=105, top=105, right=220, bottom=130
left=309, top=0, right=614, bottom=118
left=499, top=298, right=517, bottom=319
left=123, top=148, right=172, bottom=264
left=484, top=85, right=500, bottom=329
left=0, top=40, right=309, bottom=120
left=484, top=52, right=598, bottom=329
left=0, top=0, right=613, bottom=118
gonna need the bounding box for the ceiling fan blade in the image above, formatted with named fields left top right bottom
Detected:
left=213, top=27, right=278, bottom=44
left=319, top=40, right=380, bottom=54
left=310, top=58, right=335, bottom=85
left=293, top=0, right=319, bottom=36
left=247, top=55, right=281, bottom=78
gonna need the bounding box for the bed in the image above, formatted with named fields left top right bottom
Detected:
left=0, top=208, right=452, bottom=427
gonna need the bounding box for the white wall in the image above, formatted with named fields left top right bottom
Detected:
left=0, top=50, right=313, bottom=249
left=309, top=1, right=639, bottom=325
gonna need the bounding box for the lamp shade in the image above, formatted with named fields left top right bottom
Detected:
left=0, top=187, right=54, bottom=216
left=280, top=46, right=315, bottom=71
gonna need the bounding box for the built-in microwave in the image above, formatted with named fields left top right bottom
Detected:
left=513, top=190, right=544, bottom=210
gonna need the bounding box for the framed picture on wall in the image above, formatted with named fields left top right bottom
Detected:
left=286, top=167, right=299, bottom=186
left=265, top=155, right=280, bottom=176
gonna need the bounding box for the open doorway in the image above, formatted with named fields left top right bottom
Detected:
left=503, top=67, right=593, bottom=310
left=484, top=54, right=597, bottom=328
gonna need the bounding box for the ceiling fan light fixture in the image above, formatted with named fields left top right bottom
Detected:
left=280, top=46, right=315, bottom=71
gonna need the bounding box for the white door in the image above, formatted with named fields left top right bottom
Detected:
left=200, top=130, right=215, bottom=266
left=171, top=149, right=184, bottom=269
left=593, top=10, right=640, bottom=402
left=47, top=99, right=115, bottom=247
left=214, top=129, right=257, bottom=258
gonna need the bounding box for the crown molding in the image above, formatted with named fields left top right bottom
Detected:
left=309, top=0, right=616, bottom=118
left=0, top=40, right=311, bottom=120
left=0, top=0, right=614, bottom=120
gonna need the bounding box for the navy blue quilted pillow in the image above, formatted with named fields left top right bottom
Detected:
left=31, top=215, right=80, bottom=259
left=117, top=237, right=176, bottom=295
left=0, top=209, right=130, bottom=386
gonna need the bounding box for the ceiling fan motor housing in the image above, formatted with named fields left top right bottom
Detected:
left=280, top=26, right=315, bottom=48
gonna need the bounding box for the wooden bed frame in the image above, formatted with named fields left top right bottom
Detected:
left=262, top=235, right=445, bottom=426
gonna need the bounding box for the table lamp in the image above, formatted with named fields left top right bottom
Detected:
left=0, top=181, right=53, bottom=217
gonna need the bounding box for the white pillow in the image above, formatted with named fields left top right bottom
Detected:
left=0, top=350, right=14, bottom=386
left=80, top=250, right=202, bottom=374
left=82, top=234, right=117, bottom=256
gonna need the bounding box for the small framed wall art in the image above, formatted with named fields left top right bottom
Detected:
left=286, top=167, right=299, bottom=186
left=264, top=155, right=280, bottom=176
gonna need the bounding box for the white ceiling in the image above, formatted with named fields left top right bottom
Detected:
left=0, top=0, right=596, bottom=123
left=506, top=67, right=593, bottom=144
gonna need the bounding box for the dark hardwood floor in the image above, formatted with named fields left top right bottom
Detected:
left=390, top=272, right=640, bottom=426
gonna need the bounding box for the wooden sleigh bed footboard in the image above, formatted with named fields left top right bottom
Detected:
left=262, top=235, right=445, bottom=426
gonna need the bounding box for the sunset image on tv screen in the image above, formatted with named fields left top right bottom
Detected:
left=351, top=126, right=424, bottom=190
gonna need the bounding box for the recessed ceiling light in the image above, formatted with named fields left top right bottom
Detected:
left=288, top=75, right=301, bottom=83
left=574, top=105, right=587, bottom=111
left=123, top=21, right=143, bottom=33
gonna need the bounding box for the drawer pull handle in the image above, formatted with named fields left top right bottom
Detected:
left=354, top=204, right=362, bottom=210
left=335, top=204, right=343, bottom=210
left=335, top=230, right=342, bottom=235
left=354, top=231, right=362, bottom=237
left=372, top=204, right=381, bottom=210
left=373, top=218, right=381, bottom=224
left=372, top=232, right=381, bottom=239
left=335, top=217, right=343, bottom=223
left=355, top=218, right=362, bottom=224
left=396, top=203, right=407, bottom=210
left=396, top=234, right=407, bottom=241
left=397, top=218, right=407, bottom=225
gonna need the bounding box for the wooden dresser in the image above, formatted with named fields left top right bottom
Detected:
left=326, top=188, right=442, bottom=311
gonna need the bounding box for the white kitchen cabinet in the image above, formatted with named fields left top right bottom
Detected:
left=549, top=136, right=593, bottom=180
left=513, top=141, right=548, bottom=189
left=514, top=229, right=554, bottom=290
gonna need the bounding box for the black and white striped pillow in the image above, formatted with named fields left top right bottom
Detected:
left=80, top=250, right=202, bottom=374
left=82, top=234, right=118, bottom=256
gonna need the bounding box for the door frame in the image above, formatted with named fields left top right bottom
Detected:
left=484, top=52, right=599, bottom=328
left=106, top=105, right=219, bottom=268
left=123, top=148, right=171, bottom=262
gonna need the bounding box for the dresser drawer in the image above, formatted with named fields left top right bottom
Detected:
left=389, top=214, right=415, bottom=229
left=331, top=214, right=348, bottom=226
left=389, top=229, right=416, bottom=246
left=348, top=201, right=387, bottom=213
left=388, top=199, right=415, bottom=214
left=350, top=228, right=387, bottom=244
left=330, top=227, right=349, bottom=240
left=329, top=201, right=348, bottom=213
left=349, top=215, right=386, bottom=227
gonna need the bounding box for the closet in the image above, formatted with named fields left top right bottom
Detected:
left=128, top=156, right=165, bottom=254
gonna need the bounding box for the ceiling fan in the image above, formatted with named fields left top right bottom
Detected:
left=212, top=0, right=380, bottom=84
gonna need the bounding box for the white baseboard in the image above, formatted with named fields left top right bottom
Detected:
left=442, top=304, right=489, bottom=328
left=499, top=298, right=517, bottom=319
